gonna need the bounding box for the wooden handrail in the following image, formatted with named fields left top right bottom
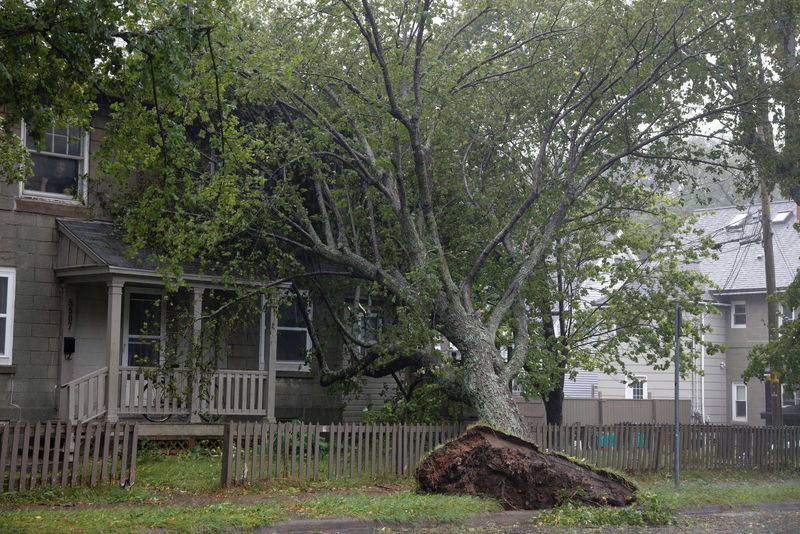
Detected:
left=60, top=366, right=109, bottom=389
left=61, top=368, right=109, bottom=424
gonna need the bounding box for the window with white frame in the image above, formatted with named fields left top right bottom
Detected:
left=275, top=295, right=311, bottom=371
left=625, top=376, right=647, bottom=400
left=733, top=382, right=747, bottom=421
left=356, top=309, right=380, bottom=356
left=124, top=291, right=164, bottom=367
left=731, top=301, right=747, bottom=328
left=0, top=269, right=16, bottom=365
left=23, top=123, right=88, bottom=200
left=779, top=303, right=795, bottom=328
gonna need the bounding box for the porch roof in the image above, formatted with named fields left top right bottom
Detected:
left=55, top=218, right=219, bottom=284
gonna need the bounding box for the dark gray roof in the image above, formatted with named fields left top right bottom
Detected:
left=690, top=200, right=800, bottom=294
left=57, top=218, right=205, bottom=275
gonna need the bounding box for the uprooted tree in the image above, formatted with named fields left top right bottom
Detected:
left=97, top=0, right=744, bottom=439
left=417, top=425, right=636, bottom=509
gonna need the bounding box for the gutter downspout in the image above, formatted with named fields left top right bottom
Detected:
left=9, top=378, right=22, bottom=422
left=701, top=312, right=706, bottom=422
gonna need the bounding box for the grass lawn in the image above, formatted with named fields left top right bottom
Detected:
left=639, top=468, right=800, bottom=508
left=1, top=447, right=798, bottom=533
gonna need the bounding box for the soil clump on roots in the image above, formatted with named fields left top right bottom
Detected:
left=415, top=425, right=637, bottom=510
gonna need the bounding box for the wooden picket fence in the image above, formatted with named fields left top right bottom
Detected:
left=221, top=422, right=464, bottom=486
left=531, top=423, right=800, bottom=472
left=0, top=421, right=138, bottom=491
left=222, top=422, right=800, bottom=485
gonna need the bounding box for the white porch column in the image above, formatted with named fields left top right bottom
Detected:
left=189, top=287, right=204, bottom=423
left=265, top=303, right=278, bottom=422
left=105, top=280, right=123, bottom=423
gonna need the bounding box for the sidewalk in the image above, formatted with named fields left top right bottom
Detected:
left=254, top=501, right=800, bottom=534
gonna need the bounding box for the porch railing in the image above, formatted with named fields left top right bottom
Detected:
left=65, top=367, right=273, bottom=421
left=197, top=369, right=271, bottom=417
left=116, top=366, right=191, bottom=418
left=61, top=367, right=108, bottom=424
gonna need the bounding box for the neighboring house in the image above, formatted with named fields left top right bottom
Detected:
left=0, top=116, right=352, bottom=424
left=559, top=244, right=640, bottom=401
left=597, top=200, right=800, bottom=425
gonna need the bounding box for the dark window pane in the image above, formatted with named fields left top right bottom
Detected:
left=67, top=140, right=82, bottom=157
left=27, top=153, right=79, bottom=195
left=52, top=134, right=67, bottom=154
left=735, top=400, right=746, bottom=418
left=128, top=342, right=158, bottom=366
left=359, top=315, right=379, bottom=343
left=0, top=277, right=7, bottom=314
left=278, top=300, right=305, bottom=328
left=0, top=317, right=5, bottom=355
left=733, top=304, right=746, bottom=325
left=277, top=330, right=308, bottom=362
left=128, top=293, right=161, bottom=336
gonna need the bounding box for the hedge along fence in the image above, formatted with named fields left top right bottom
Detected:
left=0, top=421, right=138, bottom=491
left=221, top=422, right=464, bottom=486
left=531, top=423, right=800, bottom=472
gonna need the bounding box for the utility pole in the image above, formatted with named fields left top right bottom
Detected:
left=759, top=175, right=783, bottom=427
left=674, top=301, right=681, bottom=488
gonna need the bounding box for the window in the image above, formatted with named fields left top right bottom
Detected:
left=731, top=301, right=746, bottom=328
left=23, top=123, right=88, bottom=200
left=772, top=211, right=791, bottom=224
left=726, top=213, right=747, bottom=229
left=779, top=304, right=795, bottom=328
left=631, top=380, right=644, bottom=400
left=625, top=376, right=647, bottom=400
left=276, top=295, right=311, bottom=371
left=0, top=269, right=16, bottom=365
left=733, top=382, right=747, bottom=421
left=356, top=310, right=380, bottom=356
left=124, top=291, right=163, bottom=367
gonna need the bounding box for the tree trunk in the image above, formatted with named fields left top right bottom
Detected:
left=464, top=361, right=530, bottom=438
left=543, top=374, right=565, bottom=426
left=440, top=312, right=532, bottom=439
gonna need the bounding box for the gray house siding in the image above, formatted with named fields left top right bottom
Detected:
left=595, top=202, right=799, bottom=426
left=0, top=208, right=62, bottom=421
left=342, top=376, right=394, bottom=422
left=721, top=294, right=768, bottom=425
left=701, top=311, right=727, bottom=423
left=0, top=116, right=106, bottom=422
left=1, top=115, right=354, bottom=424
left=564, top=370, right=598, bottom=399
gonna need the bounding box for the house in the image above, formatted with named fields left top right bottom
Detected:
left=0, top=116, right=356, bottom=425
left=597, top=200, right=800, bottom=425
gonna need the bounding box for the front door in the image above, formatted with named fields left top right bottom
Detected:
left=125, top=291, right=162, bottom=366
left=123, top=290, right=164, bottom=410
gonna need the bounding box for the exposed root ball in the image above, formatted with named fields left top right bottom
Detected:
left=416, top=425, right=636, bottom=510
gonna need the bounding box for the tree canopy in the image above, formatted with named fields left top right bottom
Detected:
left=0, top=0, right=128, bottom=180
left=4, top=0, right=752, bottom=436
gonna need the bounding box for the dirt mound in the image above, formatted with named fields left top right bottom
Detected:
left=415, top=425, right=636, bottom=510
